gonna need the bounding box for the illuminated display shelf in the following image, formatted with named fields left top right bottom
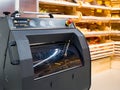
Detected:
left=114, top=42, right=120, bottom=56
left=84, top=31, right=120, bottom=37
left=89, top=42, right=120, bottom=60
left=83, top=31, right=111, bottom=37
left=79, top=3, right=120, bottom=11
left=37, top=14, right=79, bottom=19
left=111, top=7, right=120, bottom=11
left=111, top=18, right=120, bottom=23
left=37, top=0, right=120, bottom=60
left=89, top=42, right=114, bottom=60
left=38, top=0, right=79, bottom=7
left=111, top=31, right=120, bottom=35
left=80, top=3, right=111, bottom=10
left=80, top=16, right=111, bottom=22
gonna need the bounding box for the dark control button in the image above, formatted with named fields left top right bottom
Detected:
left=3, top=12, right=10, bottom=16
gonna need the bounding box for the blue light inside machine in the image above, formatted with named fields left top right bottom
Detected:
left=31, top=42, right=82, bottom=78
left=33, top=48, right=61, bottom=68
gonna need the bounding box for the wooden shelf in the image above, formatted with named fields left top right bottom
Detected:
left=111, top=18, right=120, bottom=23
left=91, top=49, right=113, bottom=55
left=39, top=0, right=79, bottom=7
left=80, top=3, right=111, bottom=10
left=111, top=18, right=120, bottom=20
left=111, top=7, right=120, bottom=11
left=89, top=42, right=114, bottom=60
left=114, top=42, right=120, bottom=44
left=37, top=14, right=79, bottom=19
left=83, top=31, right=120, bottom=37
left=84, top=31, right=111, bottom=37
left=89, top=42, right=114, bottom=49
left=37, top=0, right=120, bottom=60
left=80, top=16, right=111, bottom=22
left=89, top=41, right=120, bottom=60
left=111, top=30, right=120, bottom=35
left=114, top=42, right=120, bottom=56
left=91, top=52, right=113, bottom=60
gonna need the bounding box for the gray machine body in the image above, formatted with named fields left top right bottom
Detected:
left=0, top=17, right=91, bottom=90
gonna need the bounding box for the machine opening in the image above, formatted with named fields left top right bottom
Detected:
left=30, top=41, right=82, bottom=79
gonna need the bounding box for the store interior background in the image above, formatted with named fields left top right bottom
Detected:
left=0, top=0, right=120, bottom=90
left=0, top=0, right=36, bottom=17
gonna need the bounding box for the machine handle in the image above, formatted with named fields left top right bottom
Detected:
left=10, top=11, right=54, bottom=18
left=8, top=41, right=20, bottom=65
left=3, top=11, right=11, bottom=16
left=20, top=11, right=54, bottom=18
left=11, top=11, right=20, bottom=17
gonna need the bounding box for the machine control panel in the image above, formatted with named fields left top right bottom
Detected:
left=11, top=18, right=75, bottom=29
left=13, top=18, right=30, bottom=27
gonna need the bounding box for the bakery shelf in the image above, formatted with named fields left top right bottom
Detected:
left=111, top=18, right=120, bottom=23
left=114, top=41, right=120, bottom=44
left=80, top=16, right=111, bottom=22
left=37, top=0, right=120, bottom=60
left=84, top=31, right=111, bottom=37
left=89, top=42, right=114, bottom=60
left=38, top=0, right=79, bottom=7
left=79, top=3, right=111, bottom=10
left=89, top=41, right=120, bottom=60
left=91, top=49, right=113, bottom=55
left=91, top=52, right=113, bottom=60
left=114, top=42, right=120, bottom=56
left=111, top=31, right=120, bottom=35
left=114, top=51, right=120, bottom=54
left=111, top=7, right=120, bottom=11
left=111, top=18, right=120, bottom=20
left=83, top=31, right=120, bottom=37
left=37, top=14, right=79, bottom=19
left=89, top=42, right=114, bottom=51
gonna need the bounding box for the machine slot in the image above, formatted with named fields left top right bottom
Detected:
left=30, top=41, right=82, bottom=79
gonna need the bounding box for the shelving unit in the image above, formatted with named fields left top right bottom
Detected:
left=37, top=0, right=81, bottom=21
left=76, top=0, right=112, bottom=60
left=89, top=42, right=114, bottom=60
left=111, top=0, right=120, bottom=8
left=37, top=14, right=79, bottom=18
left=111, top=31, right=120, bottom=36
left=38, top=0, right=79, bottom=7
left=111, top=18, right=120, bottom=20
left=84, top=31, right=111, bottom=37
left=81, top=16, right=111, bottom=22
left=79, top=2, right=111, bottom=10
left=111, top=0, right=120, bottom=59
left=114, top=42, right=120, bottom=56
left=111, top=18, right=120, bottom=23
left=37, top=0, right=120, bottom=61
left=111, top=8, right=120, bottom=11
